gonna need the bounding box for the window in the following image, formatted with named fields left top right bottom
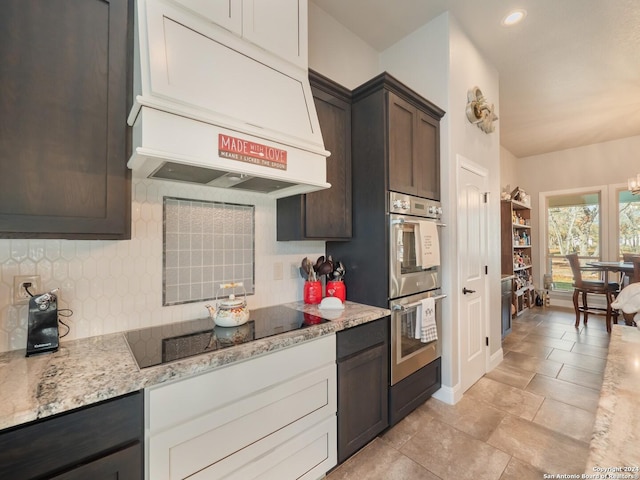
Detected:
left=617, top=189, right=640, bottom=259
left=544, top=189, right=603, bottom=292
left=542, top=184, right=640, bottom=293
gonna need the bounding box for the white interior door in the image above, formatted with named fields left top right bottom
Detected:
left=457, top=157, right=488, bottom=393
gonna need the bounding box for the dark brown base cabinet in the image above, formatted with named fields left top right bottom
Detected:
left=0, top=0, right=132, bottom=239
left=50, top=444, right=141, bottom=480
left=277, top=70, right=352, bottom=240
left=0, top=391, right=143, bottom=479
left=336, top=317, right=389, bottom=464
left=388, top=357, right=441, bottom=427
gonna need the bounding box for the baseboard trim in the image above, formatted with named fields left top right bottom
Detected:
left=488, top=347, right=504, bottom=372
left=431, top=383, right=462, bottom=405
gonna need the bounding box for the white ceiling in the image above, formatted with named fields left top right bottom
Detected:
left=311, top=0, right=640, bottom=158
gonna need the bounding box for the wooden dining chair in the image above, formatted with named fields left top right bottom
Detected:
left=566, top=253, right=620, bottom=332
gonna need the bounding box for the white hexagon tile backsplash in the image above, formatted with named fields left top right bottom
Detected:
left=0, top=179, right=323, bottom=353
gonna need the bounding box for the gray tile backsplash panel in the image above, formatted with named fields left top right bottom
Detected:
left=163, top=197, right=255, bottom=305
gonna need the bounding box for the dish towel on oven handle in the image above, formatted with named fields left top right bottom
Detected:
left=415, top=221, right=440, bottom=269
left=414, top=297, right=437, bottom=343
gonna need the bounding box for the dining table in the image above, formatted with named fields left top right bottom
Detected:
left=586, top=261, right=635, bottom=282
left=587, top=261, right=636, bottom=325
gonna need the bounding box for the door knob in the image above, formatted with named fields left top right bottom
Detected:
left=463, top=287, right=476, bottom=295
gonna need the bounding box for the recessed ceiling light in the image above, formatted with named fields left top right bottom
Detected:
left=502, top=9, right=527, bottom=26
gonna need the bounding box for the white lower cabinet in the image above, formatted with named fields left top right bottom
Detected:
left=146, top=335, right=337, bottom=480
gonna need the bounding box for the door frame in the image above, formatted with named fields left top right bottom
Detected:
left=456, top=155, right=491, bottom=392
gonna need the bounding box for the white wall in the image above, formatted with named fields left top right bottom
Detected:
left=500, top=146, right=519, bottom=191
left=378, top=13, right=449, bottom=110
left=448, top=16, right=502, bottom=393
left=517, top=136, right=640, bottom=193
left=308, top=2, right=379, bottom=88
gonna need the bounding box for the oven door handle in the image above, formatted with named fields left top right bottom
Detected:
left=392, top=294, right=447, bottom=311
left=391, top=218, right=447, bottom=227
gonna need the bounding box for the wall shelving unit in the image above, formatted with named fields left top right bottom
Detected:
left=501, top=199, right=535, bottom=316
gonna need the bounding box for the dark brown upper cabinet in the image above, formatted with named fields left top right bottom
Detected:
left=387, top=87, right=441, bottom=200
left=353, top=72, right=444, bottom=201
left=277, top=70, right=352, bottom=240
left=0, top=0, right=132, bottom=239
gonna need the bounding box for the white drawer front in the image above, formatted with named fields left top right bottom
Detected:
left=191, top=416, right=336, bottom=480
left=148, top=335, right=335, bottom=433
left=164, top=365, right=335, bottom=479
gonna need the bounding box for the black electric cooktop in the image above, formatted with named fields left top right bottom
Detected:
left=124, top=305, right=329, bottom=369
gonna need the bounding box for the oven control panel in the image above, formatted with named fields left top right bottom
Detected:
left=389, top=191, right=442, bottom=219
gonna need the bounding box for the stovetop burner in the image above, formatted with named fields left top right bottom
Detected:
left=124, top=305, right=329, bottom=369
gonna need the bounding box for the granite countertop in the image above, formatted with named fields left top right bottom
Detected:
left=0, top=301, right=390, bottom=431
left=586, top=324, right=640, bottom=471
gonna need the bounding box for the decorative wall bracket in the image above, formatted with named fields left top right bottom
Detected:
left=465, top=86, right=498, bottom=133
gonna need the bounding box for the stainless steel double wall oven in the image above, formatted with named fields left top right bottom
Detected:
left=387, top=192, right=445, bottom=424
left=388, top=192, right=444, bottom=384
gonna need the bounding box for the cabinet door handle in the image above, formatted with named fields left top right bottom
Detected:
left=462, top=287, right=476, bottom=295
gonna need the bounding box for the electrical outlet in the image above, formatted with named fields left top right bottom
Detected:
left=13, top=275, right=41, bottom=305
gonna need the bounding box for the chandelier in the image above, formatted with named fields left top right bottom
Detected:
left=629, top=174, right=640, bottom=195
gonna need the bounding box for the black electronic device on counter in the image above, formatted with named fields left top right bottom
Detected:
left=26, top=290, right=60, bottom=357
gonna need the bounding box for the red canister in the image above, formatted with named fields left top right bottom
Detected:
left=303, top=281, right=322, bottom=304
left=325, top=280, right=346, bottom=302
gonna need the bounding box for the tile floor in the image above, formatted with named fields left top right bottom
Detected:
left=326, top=307, right=609, bottom=480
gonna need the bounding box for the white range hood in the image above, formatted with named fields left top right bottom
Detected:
left=127, top=0, right=330, bottom=198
